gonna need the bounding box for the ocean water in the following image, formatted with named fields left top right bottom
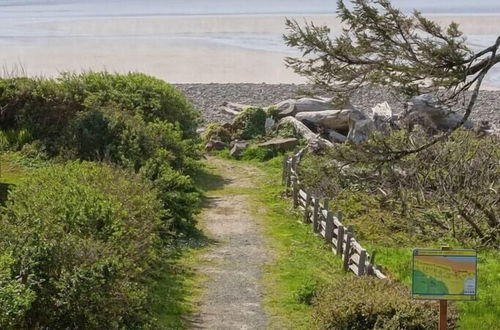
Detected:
left=1, top=0, right=500, bottom=18
left=1, top=0, right=499, bottom=85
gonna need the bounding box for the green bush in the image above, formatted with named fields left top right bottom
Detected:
left=0, top=253, right=35, bottom=330
left=140, top=149, right=202, bottom=234
left=313, top=277, right=456, bottom=330
left=0, top=73, right=202, bottom=235
left=232, top=107, right=267, bottom=140
left=0, top=72, right=199, bottom=140
left=202, top=123, right=232, bottom=143
left=294, top=280, right=318, bottom=305
left=0, top=162, right=164, bottom=329
left=66, top=107, right=199, bottom=172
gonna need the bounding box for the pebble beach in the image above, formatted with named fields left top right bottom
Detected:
left=176, top=84, right=500, bottom=127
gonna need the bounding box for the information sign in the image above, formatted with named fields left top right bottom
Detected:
left=412, top=249, right=477, bottom=300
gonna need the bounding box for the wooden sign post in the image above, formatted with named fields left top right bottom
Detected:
left=412, top=247, right=477, bottom=330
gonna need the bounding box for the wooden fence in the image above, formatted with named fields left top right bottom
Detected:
left=282, top=152, right=386, bottom=279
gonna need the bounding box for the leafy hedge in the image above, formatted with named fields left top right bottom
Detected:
left=0, top=162, right=164, bottom=329
left=232, top=107, right=267, bottom=140
left=0, top=72, right=199, bottom=142
left=313, top=277, right=457, bottom=329
left=0, top=73, right=202, bottom=234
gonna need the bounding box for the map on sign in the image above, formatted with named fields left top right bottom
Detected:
left=412, top=249, right=477, bottom=301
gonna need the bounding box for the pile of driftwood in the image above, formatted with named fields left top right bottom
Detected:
left=219, top=93, right=491, bottom=150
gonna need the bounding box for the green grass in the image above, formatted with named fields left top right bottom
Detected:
left=240, top=157, right=349, bottom=329
left=150, top=240, right=210, bottom=329
left=229, top=155, right=499, bottom=330
left=150, top=163, right=230, bottom=329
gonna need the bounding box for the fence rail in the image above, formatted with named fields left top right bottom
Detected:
left=283, top=153, right=386, bottom=279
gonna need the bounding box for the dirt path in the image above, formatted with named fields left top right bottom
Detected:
left=191, top=157, right=268, bottom=330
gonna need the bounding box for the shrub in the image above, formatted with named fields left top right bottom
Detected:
left=294, top=280, right=318, bottom=305
left=313, top=277, right=457, bottom=330
left=0, top=129, right=32, bottom=151
left=0, top=72, right=200, bottom=151
left=66, top=107, right=200, bottom=172
left=0, top=162, right=164, bottom=329
left=298, top=130, right=500, bottom=247
left=140, top=149, right=202, bottom=234
left=232, top=107, right=267, bottom=140
left=202, top=123, right=232, bottom=143
left=0, top=253, right=35, bottom=330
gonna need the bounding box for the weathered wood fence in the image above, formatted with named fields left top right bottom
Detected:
left=282, top=152, right=386, bottom=279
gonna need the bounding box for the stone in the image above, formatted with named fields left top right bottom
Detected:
left=205, top=139, right=227, bottom=151
left=371, top=102, right=393, bottom=131
left=230, top=141, right=249, bottom=157
left=258, top=137, right=298, bottom=151
left=265, top=117, right=275, bottom=129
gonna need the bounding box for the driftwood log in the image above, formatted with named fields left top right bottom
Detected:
left=273, top=97, right=335, bottom=117
left=220, top=102, right=249, bottom=116
left=295, top=109, right=366, bottom=132
left=278, top=116, right=334, bottom=149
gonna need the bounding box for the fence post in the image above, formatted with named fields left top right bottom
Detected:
left=292, top=176, right=298, bottom=208
left=281, top=155, right=288, bottom=185
left=336, top=225, right=344, bottom=256
left=358, top=249, right=367, bottom=276
left=303, top=191, right=311, bottom=223
left=291, top=155, right=298, bottom=172
left=325, top=211, right=333, bottom=244
left=285, top=160, right=292, bottom=192
left=343, top=230, right=353, bottom=272
left=323, top=198, right=329, bottom=211
left=312, top=197, right=319, bottom=232
left=337, top=210, right=343, bottom=223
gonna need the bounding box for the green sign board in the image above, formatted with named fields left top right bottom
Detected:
left=412, top=249, right=477, bottom=301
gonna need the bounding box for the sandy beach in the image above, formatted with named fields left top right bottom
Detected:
left=1, top=14, right=500, bottom=85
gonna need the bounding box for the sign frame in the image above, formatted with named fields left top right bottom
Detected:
left=412, top=248, right=477, bottom=301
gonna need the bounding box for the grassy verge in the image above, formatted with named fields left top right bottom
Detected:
left=151, top=239, right=209, bottom=329
left=228, top=155, right=498, bottom=329
left=151, top=163, right=230, bottom=329
left=239, top=157, right=348, bottom=329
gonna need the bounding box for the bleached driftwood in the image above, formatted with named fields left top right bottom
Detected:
left=278, top=116, right=334, bottom=148
left=404, top=94, right=474, bottom=130
left=220, top=102, right=249, bottom=116
left=295, top=109, right=366, bottom=131
left=273, top=97, right=334, bottom=117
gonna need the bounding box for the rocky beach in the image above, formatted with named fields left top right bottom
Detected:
left=176, top=83, right=500, bottom=127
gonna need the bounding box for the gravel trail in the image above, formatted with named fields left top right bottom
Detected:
left=192, top=157, right=268, bottom=330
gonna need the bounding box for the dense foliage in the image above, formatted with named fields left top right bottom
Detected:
left=298, top=129, right=499, bottom=247
left=0, top=162, right=164, bottom=329
left=0, top=72, right=199, bottom=142
left=313, top=277, right=456, bottom=329
left=232, top=107, right=267, bottom=140
left=0, top=73, right=202, bottom=234
left=0, top=72, right=203, bottom=328
left=202, top=122, right=232, bottom=143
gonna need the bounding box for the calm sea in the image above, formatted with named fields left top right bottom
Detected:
left=1, top=0, right=500, bottom=18
left=1, top=0, right=499, bottom=85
